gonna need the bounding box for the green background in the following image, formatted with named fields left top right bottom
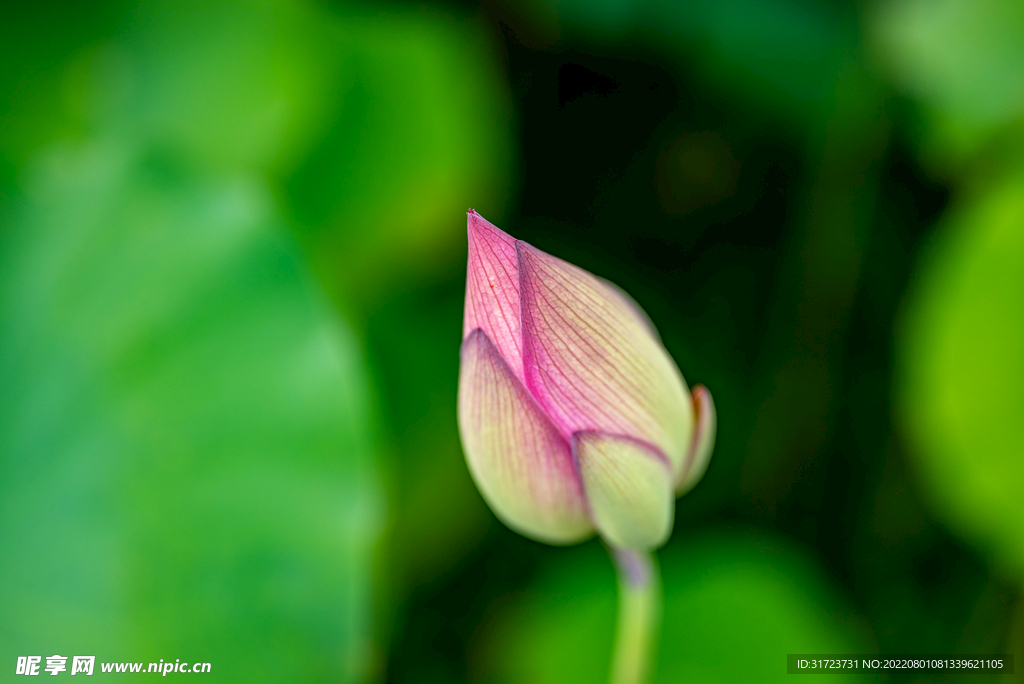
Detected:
left=1, top=0, right=1022, bottom=681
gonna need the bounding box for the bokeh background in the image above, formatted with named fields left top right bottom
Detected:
left=1, top=0, right=1023, bottom=682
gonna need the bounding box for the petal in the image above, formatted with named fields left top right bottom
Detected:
left=516, top=241, right=694, bottom=470
left=573, top=431, right=674, bottom=550
left=463, top=210, right=524, bottom=378
left=676, top=385, right=716, bottom=494
left=598, top=276, right=663, bottom=344
left=457, top=328, right=593, bottom=544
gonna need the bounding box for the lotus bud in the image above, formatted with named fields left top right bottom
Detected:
left=457, top=210, right=716, bottom=550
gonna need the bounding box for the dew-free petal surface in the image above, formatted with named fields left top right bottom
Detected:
left=479, top=532, right=874, bottom=684
left=458, top=329, right=593, bottom=544
left=676, top=385, right=716, bottom=494
left=464, top=211, right=524, bottom=377
left=573, top=431, right=673, bottom=550
left=517, top=242, right=693, bottom=468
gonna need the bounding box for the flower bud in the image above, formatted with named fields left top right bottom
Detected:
left=458, top=211, right=715, bottom=550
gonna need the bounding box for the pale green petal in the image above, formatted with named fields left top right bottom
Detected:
left=458, top=329, right=594, bottom=544
left=574, top=432, right=674, bottom=550
left=676, top=385, right=717, bottom=494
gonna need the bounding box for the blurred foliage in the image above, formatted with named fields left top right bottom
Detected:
left=898, top=175, right=1024, bottom=574
left=880, top=0, right=1024, bottom=650
left=478, top=532, right=872, bottom=684
left=284, top=12, right=513, bottom=305
left=368, top=284, right=491, bottom=590
left=0, top=0, right=513, bottom=306
left=871, top=0, right=1024, bottom=163
left=0, top=142, right=381, bottom=681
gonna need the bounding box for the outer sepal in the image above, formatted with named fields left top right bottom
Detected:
left=573, top=431, right=674, bottom=550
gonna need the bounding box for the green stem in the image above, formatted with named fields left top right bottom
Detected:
left=608, top=547, right=661, bottom=684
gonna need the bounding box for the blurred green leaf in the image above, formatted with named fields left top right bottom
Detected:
left=109, top=0, right=343, bottom=175
left=283, top=10, right=513, bottom=306
left=898, top=173, right=1024, bottom=574
left=368, top=284, right=491, bottom=590
left=0, top=0, right=337, bottom=181
left=0, top=1, right=127, bottom=174
left=478, top=532, right=873, bottom=684
left=2, top=0, right=514, bottom=307
left=0, top=140, right=383, bottom=682
left=872, top=0, right=1024, bottom=160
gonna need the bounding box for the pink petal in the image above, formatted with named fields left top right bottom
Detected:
left=573, top=431, right=674, bottom=550
left=463, top=210, right=524, bottom=379
left=458, top=328, right=594, bottom=544
left=516, top=241, right=695, bottom=472
left=676, top=384, right=716, bottom=494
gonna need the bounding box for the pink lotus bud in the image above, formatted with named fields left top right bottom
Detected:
left=458, top=210, right=716, bottom=550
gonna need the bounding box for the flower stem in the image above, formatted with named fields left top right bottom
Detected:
left=608, top=547, right=661, bottom=684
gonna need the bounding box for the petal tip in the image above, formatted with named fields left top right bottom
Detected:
left=468, top=212, right=520, bottom=262
left=675, top=384, right=716, bottom=495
